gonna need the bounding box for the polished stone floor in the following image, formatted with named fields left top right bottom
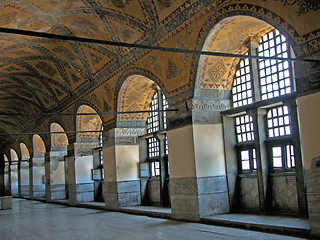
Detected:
left=0, top=199, right=307, bottom=240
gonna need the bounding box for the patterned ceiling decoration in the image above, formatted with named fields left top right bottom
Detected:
left=0, top=0, right=319, bottom=151
left=195, top=16, right=273, bottom=100
left=20, top=143, right=30, bottom=160
left=10, top=148, right=18, bottom=161
left=77, top=105, right=102, bottom=142
left=50, top=123, right=68, bottom=151
left=33, top=134, right=46, bottom=155
left=117, top=75, right=157, bottom=128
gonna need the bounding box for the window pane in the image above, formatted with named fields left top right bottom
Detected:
left=231, top=53, right=253, bottom=108
left=267, top=106, right=291, bottom=138
left=272, top=147, right=283, bottom=168
left=235, top=115, right=255, bottom=143
left=258, top=30, right=292, bottom=100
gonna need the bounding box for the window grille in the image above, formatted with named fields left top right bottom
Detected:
left=235, top=115, right=255, bottom=143
left=257, top=29, right=292, bottom=100
left=267, top=106, right=291, bottom=138
left=232, top=57, right=253, bottom=108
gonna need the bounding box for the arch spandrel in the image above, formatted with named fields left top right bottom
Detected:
left=117, top=75, right=158, bottom=128
left=195, top=16, right=274, bottom=100
left=76, top=105, right=102, bottom=143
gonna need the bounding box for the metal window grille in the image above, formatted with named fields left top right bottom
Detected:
left=150, top=161, right=160, bottom=177
left=267, top=105, right=291, bottom=138
left=257, top=29, right=292, bottom=100
left=163, top=94, right=169, bottom=129
left=271, top=144, right=295, bottom=169
left=232, top=57, right=253, bottom=108
left=240, top=148, right=257, bottom=171
left=147, top=137, right=159, bottom=158
left=235, top=115, right=255, bottom=143
left=147, top=92, right=160, bottom=133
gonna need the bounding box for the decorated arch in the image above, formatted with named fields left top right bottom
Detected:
left=195, top=16, right=274, bottom=100
left=50, top=123, right=68, bottom=151
left=33, top=134, right=46, bottom=157
left=20, top=143, right=30, bottom=160
left=117, top=75, right=159, bottom=128
left=76, top=105, right=102, bottom=143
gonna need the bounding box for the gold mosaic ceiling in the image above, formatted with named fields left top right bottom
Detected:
left=0, top=0, right=190, bottom=143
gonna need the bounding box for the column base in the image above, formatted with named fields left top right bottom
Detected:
left=170, top=176, right=230, bottom=221
left=104, top=180, right=141, bottom=210
left=33, top=184, right=45, bottom=199
left=69, top=183, right=94, bottom=206
left=306, top=168, right=320, bottom=237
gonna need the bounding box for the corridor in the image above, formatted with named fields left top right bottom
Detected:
left=0, top=199, right=306, bottom=240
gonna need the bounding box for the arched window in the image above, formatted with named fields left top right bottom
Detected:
left=231, top=29, right=296, bottom=173
left=146, top=90, right=168, bottom=176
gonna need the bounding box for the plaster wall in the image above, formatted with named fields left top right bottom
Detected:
left=167, top=125, right=196, bottom=179
left=297, top=92, right=320, bottom=169
left=75, top=156, right=93, bottom=184
left=115, top=145, right=139, bottom=182
left=20, top=162, right=29, bottom=186
left=193, top=124, right=226, bottom=177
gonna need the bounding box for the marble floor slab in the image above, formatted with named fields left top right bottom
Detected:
left=0, top=199, right=307, bottom=240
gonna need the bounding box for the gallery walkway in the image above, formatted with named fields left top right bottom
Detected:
left=0, top=198, right=310, bottom=240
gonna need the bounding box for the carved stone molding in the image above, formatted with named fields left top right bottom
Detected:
left=114, top=128, right=146, bottom=137
left=192, top=99, right=231, bottom=112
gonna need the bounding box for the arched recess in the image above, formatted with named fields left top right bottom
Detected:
left=3, top=154, right=10, bottom=194
left=117, top=75, right=158, bottom=129
left=195, top=15, right=306, bottom=216
left=51, top=123, right=69, bottom=151
left=116, top=74, right=170, bottom=207
left=76, top=105, right=102, bottom=143
left=70, top=104, right=102, bottom=203
left=20, top=143, right=30, bottom=197
left=10, top=149, right=19, bottom=196
left=48, top=123, right=69, bottom=200
left=194, top=16, right=274, bottom=101
left=32, top=134, right=46, bottom=199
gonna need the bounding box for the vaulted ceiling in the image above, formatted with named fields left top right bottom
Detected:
left=0, top=0, right=319, bottom=152
left=0, top=0, right=195, bottom=147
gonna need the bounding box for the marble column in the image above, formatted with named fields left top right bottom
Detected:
left=103, top=128, right=142, bottom=210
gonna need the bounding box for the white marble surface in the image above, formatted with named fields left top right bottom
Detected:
left=0, top=199, right=306, bottom=240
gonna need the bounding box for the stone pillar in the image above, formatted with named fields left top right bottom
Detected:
left=0, top=156, right=4, bottom=196
left=66, top=142, right=95, bottom=206
left=10, top=163, right=19, bottom=196
left=297, top=92, right=320, bottom=237
left=104, top=128, right=142, bottom=210
left=45, top=150, right=67, bottom=202
left=168, top=99, right=230, bottom=221
left=31, top=154, right=46, bottom=199
left=19, top=160, right=30, bottom=198
left=248, top=109, right=268, bottom=213
left=4, top=164, right=11, bottom=195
